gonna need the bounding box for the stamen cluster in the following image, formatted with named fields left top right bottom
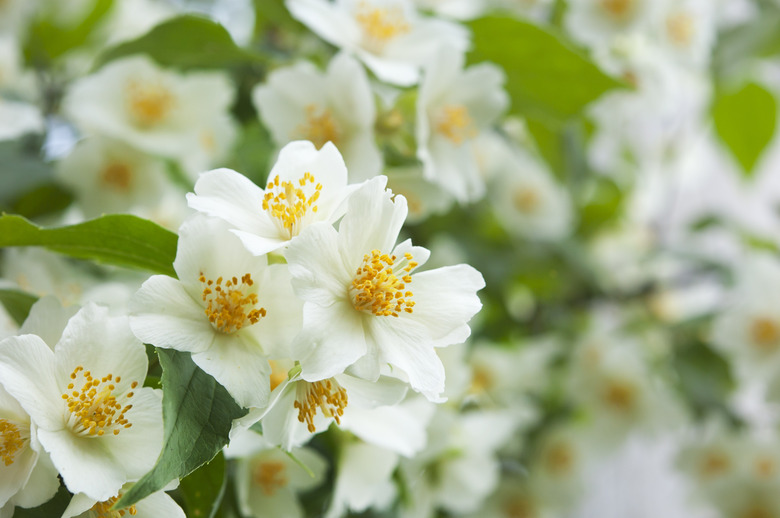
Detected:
left=294, top=379, right=348, bottom=433
left=253, top=460, right=289, bottom=495
left=61, top=366, right=136, bottom=437
left=262, top=173, right=322, bottom=237
left=355, top=1, right=410, bottom=50
left=90, top=495, right=138, bottom=517
left=351, top=250, right=416, bottom=317
left=125, top=80, right=174, bottom=128
left=436, top=105, right=476, bottom=145
left=297, top=105, right=342, bottom=149
left=0, top=418, right=25, bottom=466
left=200, top=273, right=266, bottom=334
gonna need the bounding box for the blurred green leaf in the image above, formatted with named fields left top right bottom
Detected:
left=577, top=177, right=624, bottom=236
left=0, top=214, right=178, bottom=277
left=0, top=138, right=54, bottom=208
left=674, top=343, right=734, bottom=413
left=115, top=350, right=247, bottom=509
left=11, top=183, right=73, bottom=219
left=96, top=15, right=266, bottom=70
left=468, top=16, right=624, bottom=123
left=0, top=288, right=38, bottom=326
left=713, top=82, right=777, bottom=177
left=180, top=451, right=228, bottom=518
left=526, top=118, right=566, bottom=178
left=713, top=9, right=780, bottom=78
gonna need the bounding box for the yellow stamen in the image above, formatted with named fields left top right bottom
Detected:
left=751, top=317, right=780, bottom=351
left=355, top=1, right=410, bottom=52
left=61, top=365, right=135, bottom=437
left=125, top=80, right=174, bottom=128
left=544, top=441, right=574, bottom=475
left=351, top=250, right=416, bottom=317
left=599, top=0, right=635, bottom=21
left=90, top=494, right=137, bottom=517
left=295, top=105, right=341, bottom=149
left=666, top=12, right=694, bottom=47
left=602, top=378, right=637, bottom=413
left=253, top=460, right=288, bottom=495
left=755, top=456, right=777, bottom=480
left=699, top=450, right=730, bottom=477
left=199, top=272, right=266, bottom=334
left=436, top=105, right=476, bottom=145
left=100, top=163, right=133, bottom=192
left=293, top=379, right=348, bottom=433
left=512, top=187, right=540, bottom=214
left=262, top=171, right=322, bottom=239
left=0, top=418, right=27, bottom=466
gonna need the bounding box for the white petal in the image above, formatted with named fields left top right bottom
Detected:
left=285, top=0, right=360, bottom=49
left=327, top=442, right=398, bottom=518
left=337, top=374, right=407, bottom=408
left=18, top=296, right=78, bottom=349
left=130, top=488, right=186, bottom=518
left=11, top=449, right=59, bottom=508
left=340, top=404, right=426, bottom=456
left=104, top=389, right=164, bottom=480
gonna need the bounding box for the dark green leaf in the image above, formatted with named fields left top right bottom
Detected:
left=713, top=82, right=777, bottom=177
left=180, top=451, right=227, bottom=518
left=713, top=9, right=780, bottom=78
left=0, top=214, right=178, bottom=277
left=11, top=183, right=73, bottom=219
left=115, top=350, right=247, bottom=509
left=96, top=15, right=266, bottom=70
left=674, top=343, right=734, bottom=412
left=0, top=138, right=53, bottom=207
left=468, top=16, right=625, bottom=123
left=13, top=484, right=71, bottom=518
left=0, top=288, right=38, bottom=327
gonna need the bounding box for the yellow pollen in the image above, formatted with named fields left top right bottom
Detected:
left=351, top=250, right=416, bottom=317
left=544, top=442, right=574, bottom=475
left=293, top=379, right=348, bottom=433
left=199, top=272, right=266, bottom=334
left=503, top=497, right=535, bottom=518
left=125, top=80, right=174, bottom=128
left=512, top=187, right=540, bottom=214
left=436, top=105, right=477, bottom=145
left=602, top=378, right=636, bottom=413
left=740, top=505, right=774, bottom=518
left=262, top=171, right=322, bottom=238
left=755, top=457, right=777, bottom=480
left=666, top=12, right=694, bottom=47
left=751, top=317, right=780, bottom=351
left=295, top=105, right=342, bottom=149
left=599, top=0, right=635, bottom=20
left=90, top=495, right=137, bottom=518
left=700, top=450, right=730, bottom=477
left=0, top=419, right=26, bottom=466
left=253, top=460, right=288, bottom=495
left=469, top=365, right=494, bottom=395
left=61, top=365, right=135, bottom=438
left=100, top=162, right=133, bottom=191
left=355, top=1, right=410, bottom=51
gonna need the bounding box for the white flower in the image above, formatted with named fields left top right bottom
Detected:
left=285, top=176, right=485, bottom=401
left=565, top=0, right=657, bottom=49
left=253, top=53, right=383, bottom=182
left=61, top=484, right=185, bottom=518
left=384, top=166, right=454, bottom=224
left=62, top=55, right=236, bottom=177
left=130, top=216, right=302, bottom=409
left=651, top=0, right=716, bottom=68
left=0, top=98, right=43, bottom=141
left=0, top=303, right=163, bottom=501
left=187, top=141, right=354, bottom=257
left=285, top=0, right=469, bottom=86
left=416, top=49, right=508, bottom=202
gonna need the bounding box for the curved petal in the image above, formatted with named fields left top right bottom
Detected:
left=187, top=168, right=271, bottom=234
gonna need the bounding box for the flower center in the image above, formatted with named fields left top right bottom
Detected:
left=755, top=456, right=777, bottom=480
left=741, top=506, right=775, bottom=518
left=253, top=460, right=288, bottom=495
left=62, top=366, right=136, bottom=437
left=544, top=441, right=574, bottom=475
left=0, top=418, right=27, bottom=466
left=125, top=80, right=174, bottom=128
left=512, top=187, right=540, bottom=214
left=699, top=450, right=730, bottom=477
left=351, top=250, right=416, bottom=317
left=602, top=378, right=637, bottom=413
left=436, top=105, right=477, bottom=145
left=199, top=273, right=266, bottom=334
left=293, top=379, right=348, bottom=433
left=262, top=172, right=322, bottom=239
left=295, top=105, right=341, bottom=149
left=100, top=162, right=133, bottom=192
left=751, top=317, right=780, bottom=350
left=666, top=12, right=694, bottom=47
left=355, top=1, right=410, bottom=52
left=599, top=0, right=635, bottom=21
left=90, top=495, right=137, bottom=518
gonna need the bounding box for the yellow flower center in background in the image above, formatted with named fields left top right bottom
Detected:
left=62, top=366, right=136, bottom=437
left=503, top=497, right=536, bottom=518
left=599, top=0, right=635, bottom=21
left=125, top=80, right=175, bottom=128
left=200, top=273, right=266, bottom=334
left=100, top=162, right=133, bottom=192
left=355, top=1, right=410, bottom=52
left=740, top=505, right=775, bottom=518
left=263, top=172, right=322, bottom=239
left=296, top=105, right=342, bottom=149
left=699, top=450, right=730, bottom=478
left=666, top=12, right=694, bottom=48
left=544, top=441, right=575, bottom=475
left=602, top=378, right=637, bottom=413
left=294, top=379, right=348, bottom=433
left=512, top=187, right=540, bottom=215
left=0, top=418, right=27, bottom=466
left=755, top=456, right=777, bottom=480
left=90, top=494, right=137, bottom=518
left=751, top=317, right=780, bottom=351
left=436, top=105, right=477, bottom=145
left=351, top=250, right=416, bottom=317
left=253, top=460, right=288, bottom=495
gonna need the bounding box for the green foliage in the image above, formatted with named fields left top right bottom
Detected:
left=115, top=350, right=247, bottom=509
left=0, top=288, right=38, bottom=327
left=0, top=214, right=178, bottom=277
left=713, top=8, right=780, bottom=78
left=468, top=16, right=625, bottom=124
left=179, top=452, right=228, bottom=518
left=673, top=342, right=734, bottom=415
left=0, top=138, right=54, bottom=207
left=96, top=15, right=266, bottom=70
left=713, top=82, right=777, bottom=177
left=13, top=484, right=71, bottom=518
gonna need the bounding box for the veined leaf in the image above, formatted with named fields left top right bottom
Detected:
left=179, top=451, right=227, bottom=518
left=0, top=214, right=178, bottom=277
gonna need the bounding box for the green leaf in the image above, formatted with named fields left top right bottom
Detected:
left=468, top=16, right=624, bottom=124
left=11, top=183, right=73, bottom=219
left=0, top=214, right=178, bottom=277
left=713, top=82, right=777, bottom=177
left=0, top=289, right=38, bottom=327
left=115, top=350, right=247, bottom=509
left=0, top=138, right=53, bottom=208
left=180, top=451, right=228, bottom=518
left=95, top=15, right=266, bottom=70
left=713, top=9, right=780, bottom=78
left=13, top=484, right=71, bottom=518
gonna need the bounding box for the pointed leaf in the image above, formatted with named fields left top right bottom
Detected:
left=0, top=288, right=38, bottom=326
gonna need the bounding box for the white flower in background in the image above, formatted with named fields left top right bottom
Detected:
left=528, top=425, right=588, bottom=511
left=488, top=145, right=573, bottom=241
left=285, top=0, right=469, bottom=86
left=412, top=0, right=486, bottom=20
left=56, top=136, right=171, bottom=218
left=0, top=98, right=43, bottom=141
left=416, top=50, right=508, bottom=203
left=488, top=0, right=554, bottom=20
left=61, top=484, right=185, bottom=518
left=253, top=53, right=382, bottom=182
left=225, top=431, right=327, bottom=518
left=0, top=303, right=163, bottom=501
left=62, top=55, right=236, bottom=178
left=130, top=216, right=302, bottom=409
left=463, top=474, right=555, bottom=518
left=285, top=176, right=485, bottom=401
left=385, top=167, right=454, bottom=224
left=0, top=0, right=36, bottom=37
left=651, top=0, right=716, bottom=68
left=565, top=0, right=656, bottom=49
left=99, top=0, right=176, bottom=46
left=187, top=141, right=353, bottom=257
